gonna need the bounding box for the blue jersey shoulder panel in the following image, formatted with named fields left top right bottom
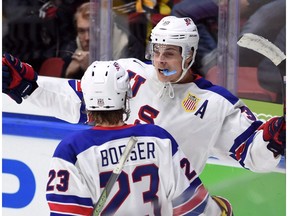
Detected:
left=54, top=124, right=179, bottom=164
left=194, top=77, right=239, bottom=105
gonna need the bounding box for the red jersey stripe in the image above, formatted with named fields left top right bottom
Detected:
left=173, top=185, right=208, bottom=215
left=48, top=202, right=93, bottom=215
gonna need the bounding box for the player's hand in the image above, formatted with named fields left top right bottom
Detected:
left=2, top=53, right=38, bottom=104
left=262, top=117, right=286, bottom=157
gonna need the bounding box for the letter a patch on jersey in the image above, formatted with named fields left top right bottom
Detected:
left=182, top=93, right=199, bottom=112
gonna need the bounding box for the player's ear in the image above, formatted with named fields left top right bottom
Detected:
left=185, top=48, right=194, bottom=60
left=189, top=48, right=194, bottom=58
left=184, top=48, right=194, bottom=66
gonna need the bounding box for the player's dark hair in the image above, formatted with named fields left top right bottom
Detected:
left=85, top=94, right=130, bottom=125
left=88, top=109, right=125, bottom=125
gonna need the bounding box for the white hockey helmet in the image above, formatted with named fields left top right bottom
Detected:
left=149, top=16, right=199, bottom=80
left=81, top=61, right=130, bottom=111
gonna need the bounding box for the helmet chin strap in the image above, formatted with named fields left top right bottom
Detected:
left=161, top=64, right=190, bottom=83
left=172, top=58, right=194, bottom=83
left=172, top=68, right=188, bottom=83
left=123, top=93, right=131, bottom=121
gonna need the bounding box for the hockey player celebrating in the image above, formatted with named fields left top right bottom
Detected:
left=45, top=60, right=226, bottom=215
left=3, top=16, right=285, bottom=214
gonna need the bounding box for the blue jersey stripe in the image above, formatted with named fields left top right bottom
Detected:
left=46, top=194, right=93, bottom=206
left=172, top=177, right=202, bottom=206
left=194, top=78, right=239, bottom=105
left=67, top=79, right=87, bottom=123
left=53, top=124, right=179, bottom=164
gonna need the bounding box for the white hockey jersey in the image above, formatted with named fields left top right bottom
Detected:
left=46, top=123, right=221, bottom=215
left=27, top=58, right=280, bottom=174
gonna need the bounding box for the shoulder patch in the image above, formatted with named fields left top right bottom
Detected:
left=182, top=92, right=200, bottom=112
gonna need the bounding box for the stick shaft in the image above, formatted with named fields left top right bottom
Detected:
left=92, top=136, right=138, bottom=216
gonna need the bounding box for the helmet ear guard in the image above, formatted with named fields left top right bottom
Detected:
left=113, top=62, right=130, bottom=93
left=81, top=61, right=131, bottom=111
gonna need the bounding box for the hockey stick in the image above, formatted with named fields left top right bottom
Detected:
left=92, top=136, right=138, bottom=216
left=237, top=32, right=286, bottom=108
left=237, top=33, right=286, bottom=96
left=237, top=33, right=286, bottom=66
left=237, top=33, right=286, bottom=156
left=237, top=33, right=286, bottom=109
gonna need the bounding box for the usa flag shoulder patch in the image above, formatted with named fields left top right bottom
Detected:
left=182, top=92, right=199, bottom=112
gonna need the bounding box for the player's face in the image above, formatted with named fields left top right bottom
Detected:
left=76, top=16, right=90, bottom=51
left=152, top=44, right=183, bottom=83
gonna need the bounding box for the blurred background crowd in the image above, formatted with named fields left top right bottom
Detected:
left=2, top=0, right=286, bottom=103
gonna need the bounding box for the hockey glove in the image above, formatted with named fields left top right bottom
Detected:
left=261, top=117, right=286, bottom=157
left=2, top=53, right=38, bottom=104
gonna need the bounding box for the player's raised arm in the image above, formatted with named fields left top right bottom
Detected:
left=213, top=99, right=285, bottom=172
left=2, top=53, right=84, bottom=124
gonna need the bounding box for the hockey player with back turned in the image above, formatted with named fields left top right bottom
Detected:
left=2, top=16, right=286, bottom=215
left=45, top=60, right=226, bottom=215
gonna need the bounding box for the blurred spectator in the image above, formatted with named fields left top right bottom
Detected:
left=238, top=0, right=285, bottom=67
left=44, top=0, right=88, bottom=54
left=2, top=0, right=57, bottom=71
left=61, top=2, right=130, bottom=79
left=113, top=0, right=156, bottom=62
left=125, top=12, right=149, bottom=62
left=3, top=0, right=172, bottom=77
left=257, top=26, right=285, bottom=103
left=60, top=2, right=90, bottom=79
left=170, top=0, right=283, bottom=79
left=113, top=0, right=174, bottom=62
left=238, top=0, right=286, bottom=103
left=2, top=0, right=86, bottom=72
left=171, top=0, right=219, bottom=76
left=63, top=0, right=173, bottom=78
